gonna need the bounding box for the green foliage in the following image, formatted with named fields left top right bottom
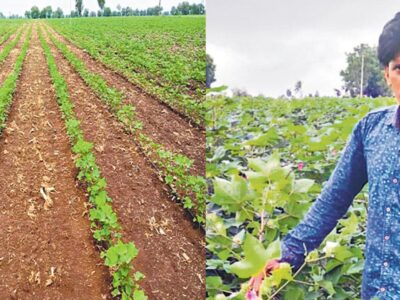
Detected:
left=0, top=29, right=23, bottom=65
left=30, top=6, right=40, bottom=19
left=0, top=25, right=31, bottom=134
left=0, top=22, right=20, bottom=46
left=206, top=94, right=394, bottom=299
left=46, top=26, right=206, bottom=224
left=206, top=54, right=216, bottom=88
left=39, top=27, right=145, bottom=299
left=340, top=43, right=390, bottom=97
left=139, top=133, right=206, bottom=224
left=230, top=235, right=280, bottom=278
left=75, top=0, right=83, bottom=17
left=101, top=241, right=146, bottom=299
left=47, top=16, right=205, bottom=125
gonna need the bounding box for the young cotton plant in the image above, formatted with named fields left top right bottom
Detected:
left=40, top=28, right=146, bottom=299
left=102, top=241, right=147, bottom=300
left=47, top=26, right=206, bottom=225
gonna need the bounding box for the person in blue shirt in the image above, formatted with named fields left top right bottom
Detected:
left=247, top=12, right=400, bottom=300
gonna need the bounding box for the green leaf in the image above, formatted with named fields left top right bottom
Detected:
left=318, top=280, right=336, bottom=296
left=133, top=289, right=148, bottom=300
left=269, top=262, right=293, bottom=286
left=293, top=179, right=315, bottom=193
left=206, top=276, right=230, bottom=296
left=211, top=175, right=252, bottom=210
left=332, top=246, right=354, bottom=262
left=229, top=234, right=268, bottom=278
left=243, top=127, right=279, bottom=147
left=230, top=235, right=281, bottom=278
left=283, top=286, right=305, bottom=300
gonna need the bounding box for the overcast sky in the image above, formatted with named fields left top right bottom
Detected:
left=2, top=0, right=201, bottom=16
left=207, top=1, right=400, bottom=97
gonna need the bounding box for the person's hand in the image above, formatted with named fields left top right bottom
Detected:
left=246, top=259, right=281, bottom=300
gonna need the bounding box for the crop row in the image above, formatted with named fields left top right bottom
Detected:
left=0, top=28, right=16, bottom=46
left=0, top=21, right=22, bottom=46
left=47, top=17, right=206, bottom=125
left=0, top=27, right=31, bottom=134
left=206, top=95, right=393, bottom=299
left=0, top=28, right=23, bottom=65
left=44, top=26, right=206, bottom=225
left=39, top=27, right=147, bottom=300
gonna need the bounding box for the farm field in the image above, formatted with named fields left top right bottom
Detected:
left=0, top=17, right=205, bottom=300
left=47, top=16, right=206, bottom=126
left=206, top=95, right=393, bottom=299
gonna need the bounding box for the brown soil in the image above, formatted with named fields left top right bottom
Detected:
left=42, top=27, right=205, bottom=300
left=0, top=24, right=111, bottom=299
left=0, top=27, right=21, bottom=50
left=45, top=25, right=205, bottom=177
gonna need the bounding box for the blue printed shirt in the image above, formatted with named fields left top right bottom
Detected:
left=280, top=104, right=400, bottom=299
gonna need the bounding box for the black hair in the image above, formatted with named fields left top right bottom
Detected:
left=378, top=12, right=400, bottom=67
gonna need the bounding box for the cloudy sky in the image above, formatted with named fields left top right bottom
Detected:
left=2, top=0, right=200, bottom=16
left=207, top=0, right=400, bottom=97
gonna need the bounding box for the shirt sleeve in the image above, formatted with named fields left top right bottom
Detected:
left=279, top=117, right=368, bottom=271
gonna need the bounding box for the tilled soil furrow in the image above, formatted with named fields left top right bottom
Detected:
left=0, top=27, right=21, bottom=51
left=44, top=25, right=205, bottom=300
left=46, top=25, right=205, bottom=177
left=0, top=27, right=28, bottom=85
left=0, top=25, right=110, bottom=300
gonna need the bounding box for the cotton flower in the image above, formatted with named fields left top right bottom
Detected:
left=246, top=290, right=258, bottom=300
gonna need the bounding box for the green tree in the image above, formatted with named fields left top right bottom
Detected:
left=171, top=6, right=177, bottom=15
left=294, top=80, right=302, bottom=98
left=146, top=6, right=162, bottom=16
left=83, top=8, right=89, bottom=17
left=40, top=8, right=46, bottom=18
left=340, top=44, right=390, bottom=98
left=53, top=7, right=64, bottom=18
left=97, top=0, right=105, bottom=14
left=177, top=2, right=191, bottom=15
left=206, top=54, right=216, bottom=88
left=75, top=0, right=83, bottom=17
left=30, top=6, right=40, bottom=19
left=24, top=10, right=31, bottom=18
left=40, top=6, right=52, bottom=18
left=198, top=3, right=205, bottom=14
left=103, top=7, right=111, bottom=17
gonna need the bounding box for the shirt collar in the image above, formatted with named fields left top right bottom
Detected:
left=384, top=105, right=400, bottom=127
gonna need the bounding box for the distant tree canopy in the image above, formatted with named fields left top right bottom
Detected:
left=30, top=6, right=40, bottom=19
left=340, top=44, right=391, bottom=98
left=54, top=7, right=64, bottom=18
left=206, top=54, right=216, bottom=88
left=103, top=7, right=111, bottom=17
left=171, top=2, right=205, bottom=15
left=16, top=1, right=204, bottom=19
left=40, top=6, right=52, bottom=18
left=97, top=0, right=105, bottom=12
left=75, top=0, right=83, bottom=17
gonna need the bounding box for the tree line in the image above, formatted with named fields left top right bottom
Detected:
left=207, top=43, right=391, bottom=98
left=1, top=1, right=205, bottom=19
